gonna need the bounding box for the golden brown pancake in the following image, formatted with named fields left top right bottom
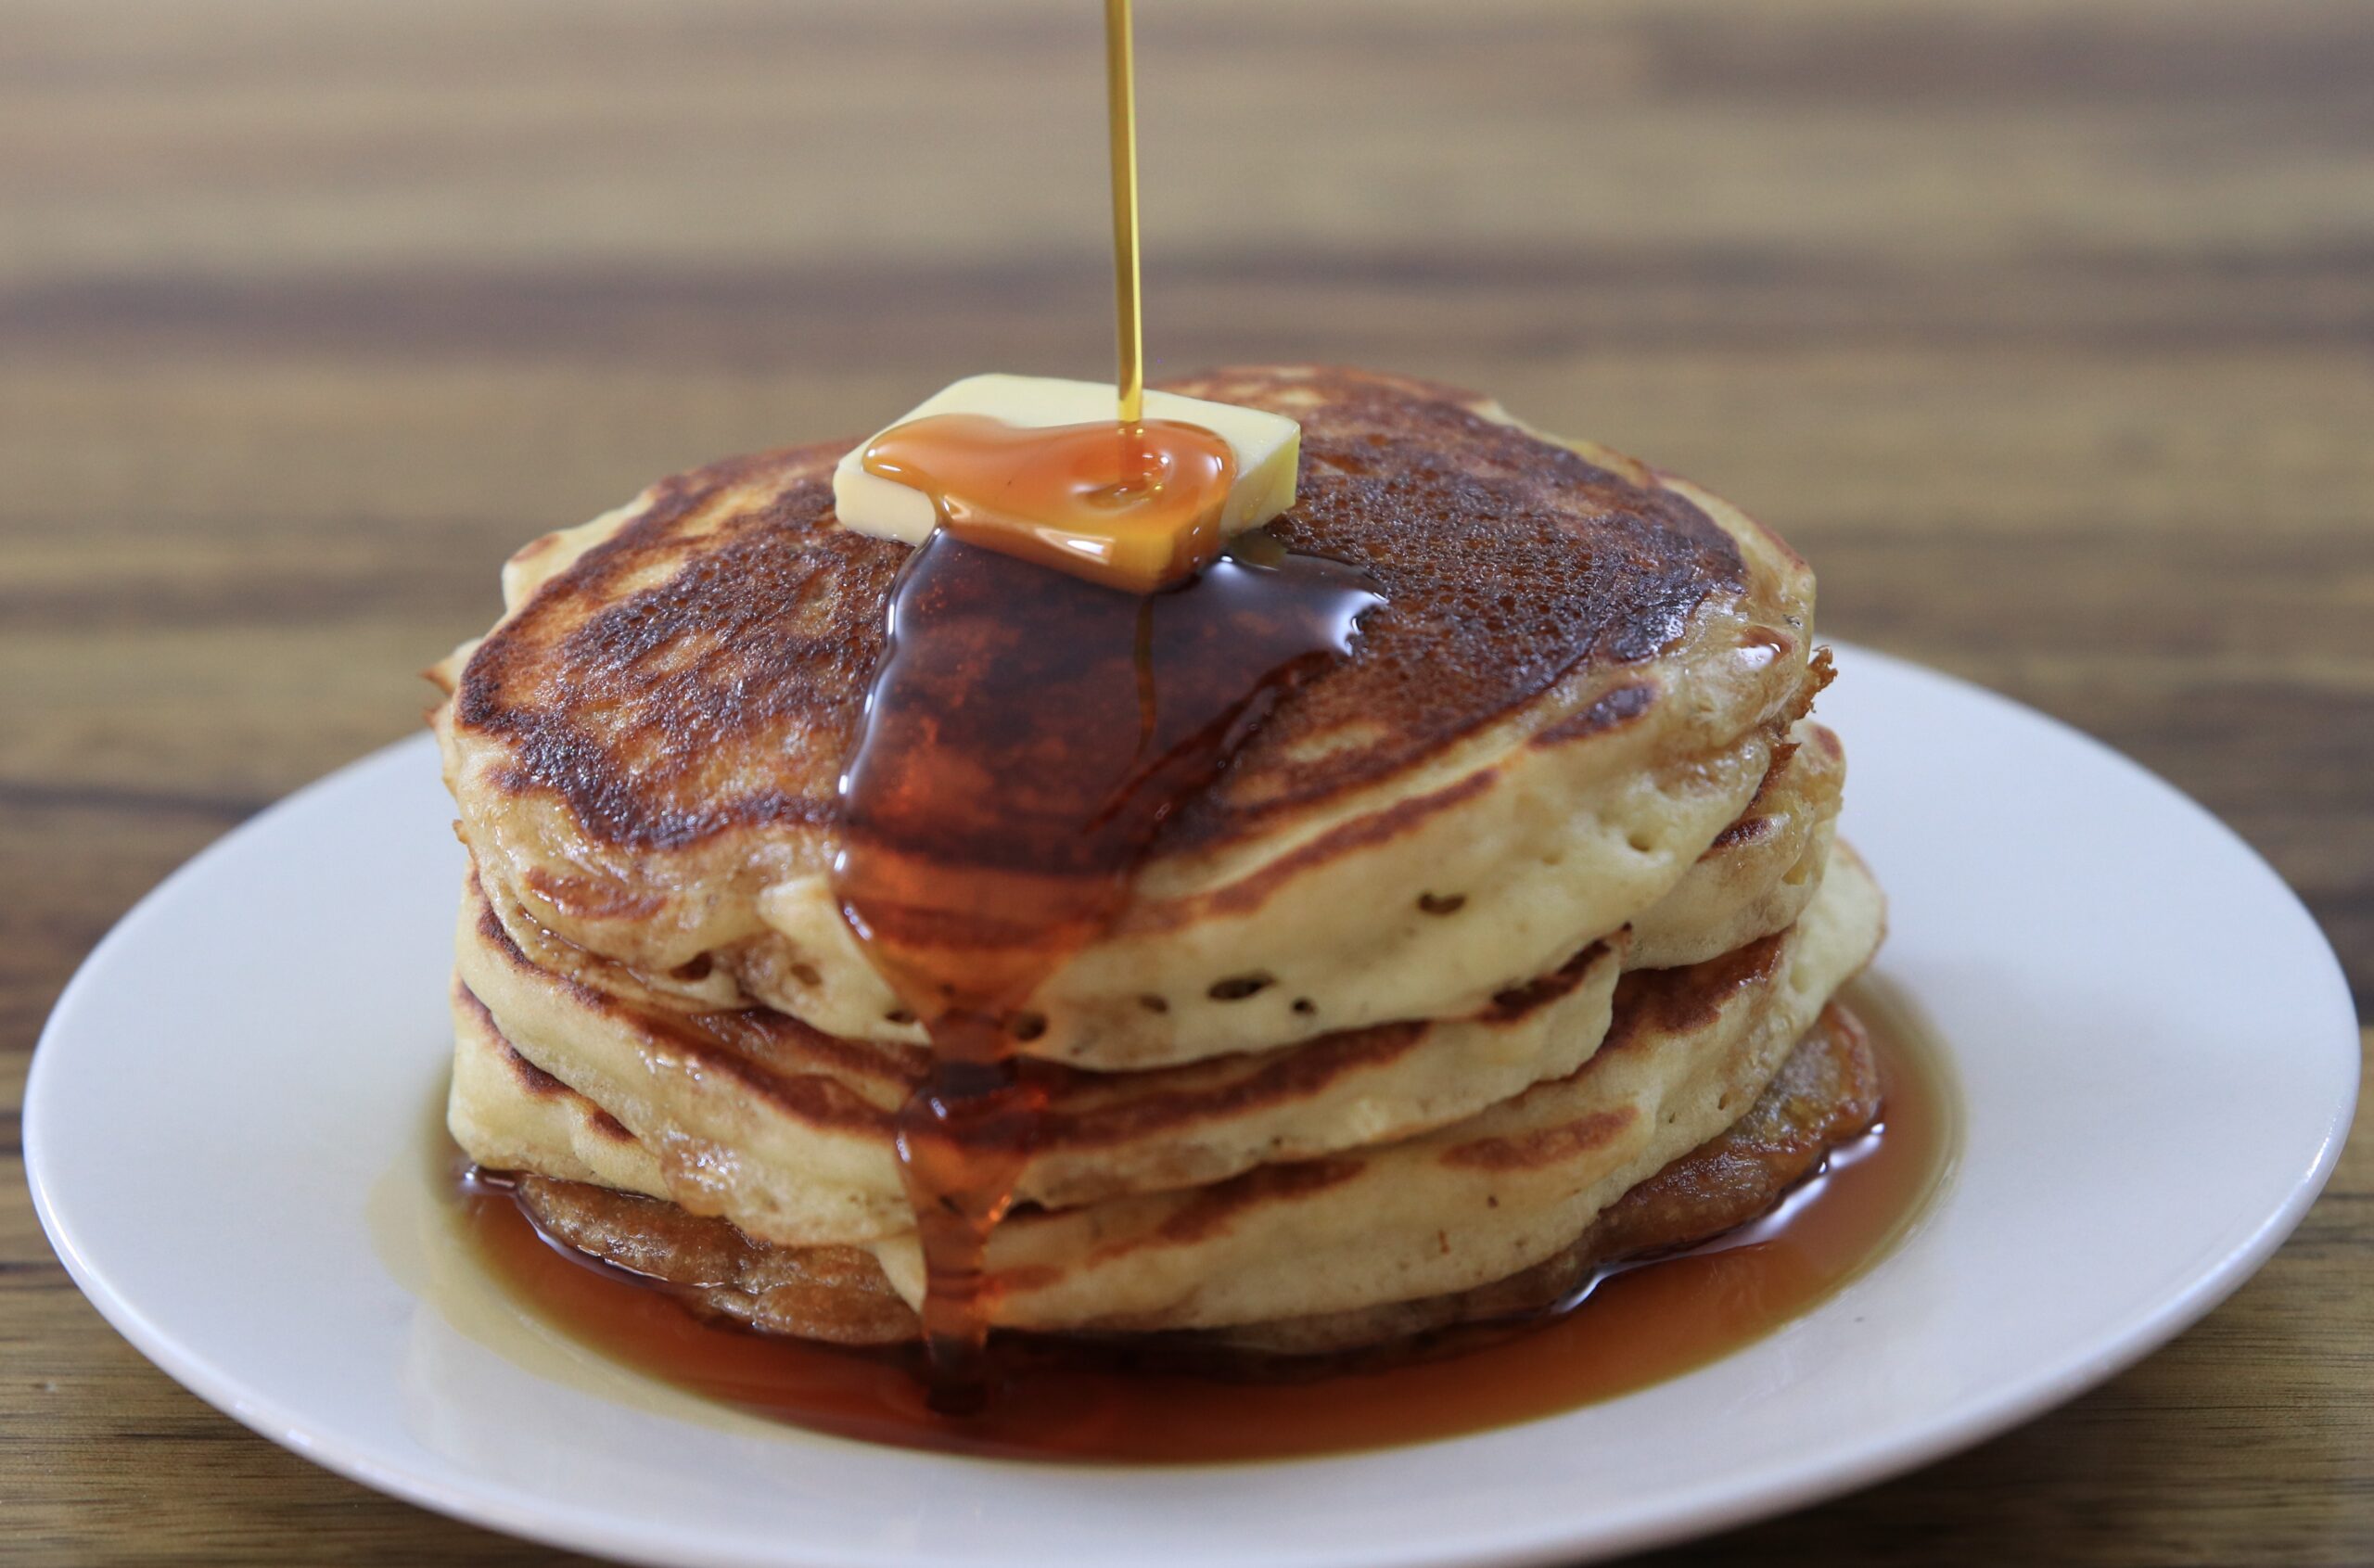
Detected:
left=1630, top=720, right=1843, bottom=969
left=453, top=865, right=1629, bottom=1230
left=453, top=363, right=1751, bottom=858
left=1199, top=999, right=1883, bottom=1360
left=441, top=364, right=1813, bottom=1063
left=449, top=845, right=1883, bottom=1332
left=450, top=721, right=1842, bottom=1237
left=434, top=366, right=1821, bottom=1067
left=433, top=363, right=1885, bottom=1364
left=501, top=1002, right=1878, bottom=1358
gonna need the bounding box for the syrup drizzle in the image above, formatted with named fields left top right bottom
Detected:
left=832, top=532, right=1380, bottom=1409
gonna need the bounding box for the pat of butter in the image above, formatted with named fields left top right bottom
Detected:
left=833, top=374, right=1299, bottom=548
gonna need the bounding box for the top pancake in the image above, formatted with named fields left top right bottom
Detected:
left=436, top=366, right=1819, bottom=1067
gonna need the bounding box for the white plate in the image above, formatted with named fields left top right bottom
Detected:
left=26, top=644, right=2357, bottom=1568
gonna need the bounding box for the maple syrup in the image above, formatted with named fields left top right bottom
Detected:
left=1104, top=0, right=1145, bottom=426
left=831, top=529, right=1381, bottom=1409
left=862, top=414, right=1240, bottom=592
left=460, top=989, right=1955, bottom=1462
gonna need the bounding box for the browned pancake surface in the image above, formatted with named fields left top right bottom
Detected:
left=455, top=451, right=895, bottom=851
left=454, top=366, right=1750, bottom=859
left=504, top=1004, right=1879, bottom=1358
left=469, top=875, right=1619, bottom=1184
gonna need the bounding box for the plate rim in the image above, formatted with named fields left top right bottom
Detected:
left=23, top=642, right=2362, bottom=1568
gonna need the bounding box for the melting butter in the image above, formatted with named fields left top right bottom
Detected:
left=833, top=374, right=1299, bottom=552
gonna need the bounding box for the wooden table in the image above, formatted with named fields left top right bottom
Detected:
left=6, top=1, right=2368, bottom=1561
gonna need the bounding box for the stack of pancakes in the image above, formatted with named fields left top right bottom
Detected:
left=430, top=367, right=1886, bottom=1359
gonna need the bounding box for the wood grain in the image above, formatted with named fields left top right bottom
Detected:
left=4, top=0, right=2368, bottom=1562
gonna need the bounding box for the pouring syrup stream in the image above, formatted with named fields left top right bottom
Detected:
left=1105, top=0, right=1145, bottom=427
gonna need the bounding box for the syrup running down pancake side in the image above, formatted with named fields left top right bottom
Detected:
left=831, top=440, right=1382, bottom=1408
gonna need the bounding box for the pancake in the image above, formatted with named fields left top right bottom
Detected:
left=448, top=979, right=663, bottom=1199
left=453, top=842, right=1882, bottom=1334
left=433, top=366, right=1821, bottom=1068
left=1629, top=720, right=1843, bottom=969
left=1199, top=998, right=1881, bottom=1359
left=455, top=723, right=1843, bottom=1238
left=472, top=710, right=1842, bottom=1019
left=486, top=1001, right=1877, bottom=1357
left=455, top=867, right=1628, bottom=1233
left=935, top=844, right=1881, bottom=1332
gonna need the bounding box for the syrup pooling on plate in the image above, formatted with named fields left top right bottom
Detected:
left=831, top=527, right=1383, bottom=1409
